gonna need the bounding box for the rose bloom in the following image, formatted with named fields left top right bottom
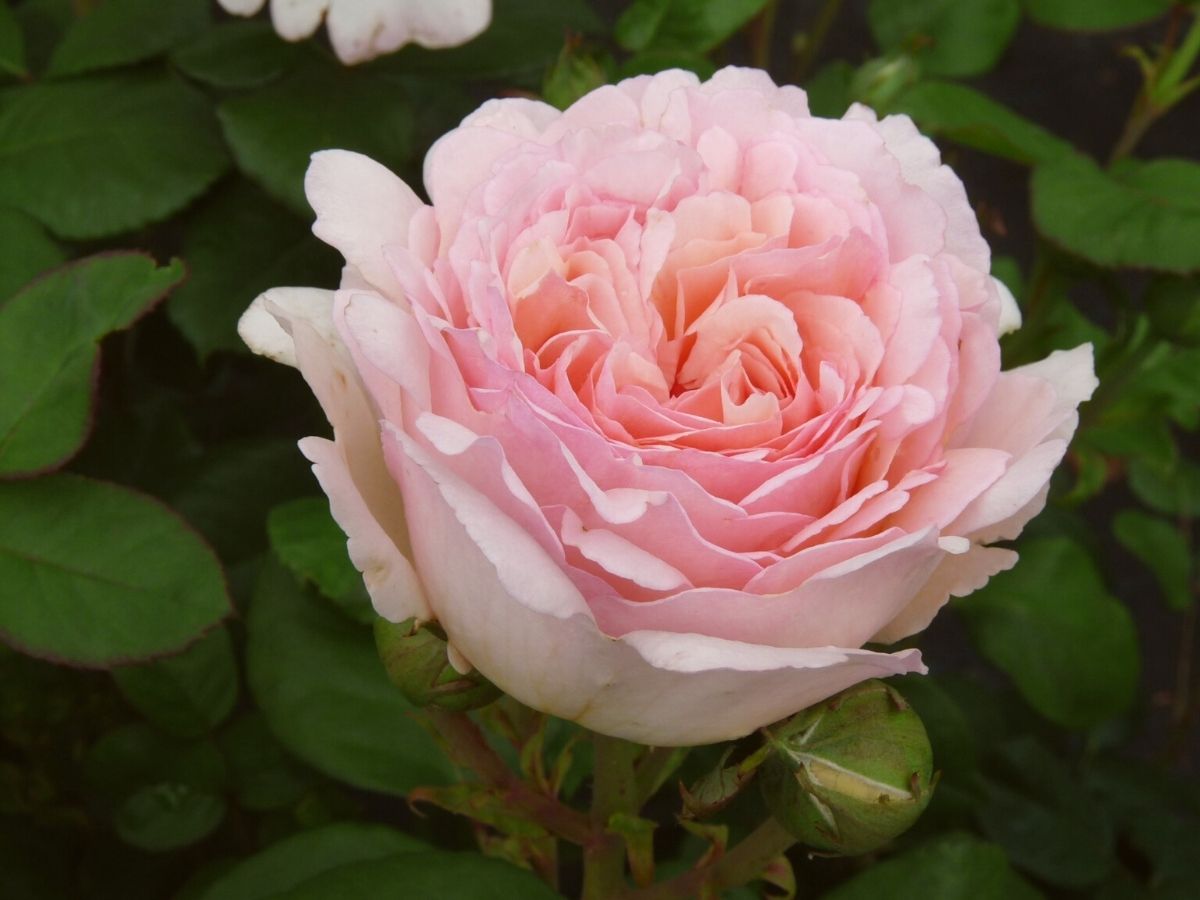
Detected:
left=241, top=68, right=1096, bottom=746
left=217, top=0, right=491, bottom=64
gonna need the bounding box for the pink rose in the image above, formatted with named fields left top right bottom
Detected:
left=241, top=67, right=1096, bottom=746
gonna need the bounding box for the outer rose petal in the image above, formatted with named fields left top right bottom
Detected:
left=240, top=287, right=431, bottom=623
left=306, top=150, right=426, bottom=299
left=385, top=421, right=925, bottom=746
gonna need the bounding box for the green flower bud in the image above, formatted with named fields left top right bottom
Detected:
left=374, top=618, right=500, bottom=712
left=760, top=680, right=934, bottom=855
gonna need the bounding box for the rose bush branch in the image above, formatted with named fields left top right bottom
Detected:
left=618, top=817, right=797, bottom=900
left=1111, top=6, right=1200, bottom=162
left=422, top=707, right=593, bottom=846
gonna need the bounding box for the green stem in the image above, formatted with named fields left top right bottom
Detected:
left=633, top=746, right=688, bottom=808
left=582, top=734, right=640, bottom=900
left=422, top=709, right=592, bottom=846
left=1158, top=12, right=1200, bottom=94
left=620, top=817, right=797, bottom=899
left=793, top=0, right=844, bottom=82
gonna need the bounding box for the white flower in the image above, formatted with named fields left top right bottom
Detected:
left=218, top=0, right=492, bottom=65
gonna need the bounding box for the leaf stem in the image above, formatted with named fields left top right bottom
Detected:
left=620, top=816, right=797, bottom=899
left=422, top=708, right=593, bottom=846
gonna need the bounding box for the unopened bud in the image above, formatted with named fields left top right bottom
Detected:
left=374, top=618, right=500, bottom=712
left=761, top=680, right=934, bottom=855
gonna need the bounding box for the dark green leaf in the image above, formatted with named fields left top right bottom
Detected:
left=246, top=561, right=453, bottom=795
left=0, top=208, right=65, bottom=303
left=172, top=20, right=303, bottom=89
left=275, top=852, right=561, bottom=900
left=169, top=438, right=314, bottom=564
left=380, top=0, right=603, bottom=81
left=894, top=81, right=1074, bottom=166
left=1128, top=455, right=1200, bottom=517
left=615, top=0, right=770, bottom=53
left=958, top=537, right=1139, bottom=730
left=169, top=180, right=340, bottom=358
left=1032, top=155, right=1200, bottom=273
left=822, top=832, right=1043, bottom=900
left=218, top=63, right=414, bottom=215
left=1023, top=0, right=1173, bottom=31
left=1112, top=509, right=1193, bottom=610
left=0, top=475, right=230, bottom=667
left=114, top=782, right=226, bottom=852
left=48, top=0, right=209, bottom=77
left=0, top=253, right=184, bottom=476
left=0, top=4, right=26, bottom=78
left=0, top=73, right=229, bottom=239
left=218, top=713, right=315, bottom=812
left=10, top=0, right=71, bottom=77
left=977, top=738, right=1113, bottom=887
left=267, top=497, right=373, bottom=623
left=805, top=60, right=854, bottom=118
left=1147, top=276, right=1200, bottom=347
left=199, top=823, right=428, bottom=900
left=113, top=627, right=238, bottom=738
left=892, top=675, right=979, bottom=779
left=85, top=722, right=227, bottom=807
left=868, top=0, right=1020, bottom=77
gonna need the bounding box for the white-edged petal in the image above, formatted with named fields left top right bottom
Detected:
left=306, top=150, right=425, bottom=298
left=385, top=421, right=925, bottom=745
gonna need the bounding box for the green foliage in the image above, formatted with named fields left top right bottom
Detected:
left=1032, top=155, right=1200, bottom=272
left=822, top=832, right=1043, bottom=900
left=267, top=497, right=374, bottom=623
left=975, top=738, right=1114, bottom=887
left=1112, top=510, right=1193, bottom=610
left=957, top=537, right=1139, bottom=730
left=198, top=823, right=429, bottom=900
left=868, top=0, right=1020, bottom=77
left=47, top=0, right=209, bottom=77
left=273, top=852, right=562, bottom=900
left=172, top=20, right=304, bottom=90
left=218, top=62, right=415, bottom=215
left=112, top=627, right=239, bottom=739
left=169, top=182, right=340, bottom=359
left=0, top=475, right=230, bottom=667
left=893, top=81, right=1074, bottom=166
left=0, top=73, right=229, bottom=238
left=382, top=0, right=604, bottom=81
left=1023, top=0, right=1174, bottom=31
left=0, top=254, right=183, bottom=475
left=616, top=0, right=770, bottom=53
left=246, top=562, right=454, bottom=795
left=0, top=4, right=27, bottom=78
left=0, top=208, right=64, bottom=303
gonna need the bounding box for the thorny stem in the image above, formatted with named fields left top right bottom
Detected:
left=619, top=816, right=797, bottom=900
left=422, top=708, right=592, bottom=846
left=581, top=734, right=640, bottom=900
